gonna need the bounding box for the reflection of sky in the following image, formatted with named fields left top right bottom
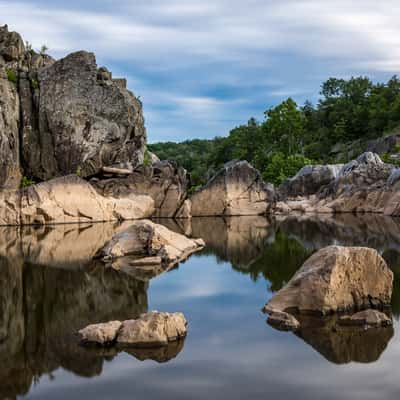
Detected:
left=25, top=250, right=400, bottom=400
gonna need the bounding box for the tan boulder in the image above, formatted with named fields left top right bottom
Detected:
left=190, top=160, right=275, bottom=217
left=264, top=246, right=393, bottom=317
left=0, top=175, right=155, bottom=225
left=117, top=312, right=187, bottom=347
left=79, top=321, right=122, bottom=345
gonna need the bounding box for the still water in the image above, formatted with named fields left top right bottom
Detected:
left=1, top=214, right=400, bottom=399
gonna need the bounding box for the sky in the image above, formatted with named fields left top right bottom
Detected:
left=2, top=0, right=400, bottom=143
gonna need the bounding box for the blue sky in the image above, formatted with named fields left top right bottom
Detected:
left=2, top=0, right=400, bottom=142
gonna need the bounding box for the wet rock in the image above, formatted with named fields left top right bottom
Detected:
left=79, top=321, right=122, bottom=345
left=263, top=246, right=393, bottom=316
left=92, top=161, right=188, bottom=217
left=266, top=310, right=300, bottom=331
left=338, top=310, right=392, bottom=328
left=117, top=311, right=187, bottom=347
left=280, top=164, right=343, bottom=197
left=0, top=175, right=155, bottom=225
left=99, top=219, right=204, bottom=268
left=190, top=160, right=275, bottom=217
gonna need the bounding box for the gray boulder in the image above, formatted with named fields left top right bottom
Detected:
left=280, top=164, right=343, bottom=197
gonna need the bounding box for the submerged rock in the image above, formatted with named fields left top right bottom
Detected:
left=338, top=310, right=392, bottom=328
left=264, top=246, right=393, bottom=320
left=0, top=175, right=155, bottom=225
left=189, top=160, right=275, bottom=217
left=99, top=219, right=205, bottom=269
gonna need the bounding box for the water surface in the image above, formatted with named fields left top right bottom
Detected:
left=1, top=214, right=400, bottom=399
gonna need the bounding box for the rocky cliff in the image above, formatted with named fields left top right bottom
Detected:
left=0, top=24, right=146, bottom=188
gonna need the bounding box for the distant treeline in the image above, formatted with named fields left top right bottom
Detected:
left=149, top=76, right=400, bottom=189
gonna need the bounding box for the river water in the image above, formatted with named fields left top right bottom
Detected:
left=1, top=215, right=399, bottom=399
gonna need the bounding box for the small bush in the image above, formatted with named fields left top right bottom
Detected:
left=76, top=166, right=82, bottom=177
left=143, top=149, right=151, bottom=166
left=6, top=68, right=17, bottom=85
left=21, top=176, right=35, bottom=188
left=30, top=77, right=39, bottom=89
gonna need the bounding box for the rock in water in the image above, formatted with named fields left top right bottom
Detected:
left=264, top=246, right=393, bottom=318
left=79, top=321, right=122, bottom=345
left=0, top=175, right=155, bottom=225
left=338, top=310, right=392, bottom=328
left=98, top=219, right=205, bottom=268
left=117, top=312, right=187, bottom=347
left=189, top=160, right=275, bottom=217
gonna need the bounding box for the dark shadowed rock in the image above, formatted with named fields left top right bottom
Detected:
left=338, top=310, right=392, bottom=328
left=92, top=161, right=188, bottom=217
left=33, top=51, right=146, bottom=180
left=189, top=160, right=275, bottom=217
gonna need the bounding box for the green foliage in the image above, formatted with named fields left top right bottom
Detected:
left=262, top=153, right=314, bottom=186
left=39, top=44, right=48, bottom=55
left=150, top=75, right=400, bottom=189
left=6, top=68, right=17, bottom=85
left=30, top=77, right=39, bottom=89
left=21, top=176, right=35, bottom=188
left=143, top=149, right=151, bottom=166
left=75, top=166, right=82, bottom=177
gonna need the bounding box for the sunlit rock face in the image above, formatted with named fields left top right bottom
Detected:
left=294, top=314, right=394, bottom=364
left=189, top=161, right=275, bottom=217
left=0, top=175, right=155, bottom=226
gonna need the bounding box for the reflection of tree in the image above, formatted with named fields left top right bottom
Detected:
left=231, top=230, right=313, bottom=291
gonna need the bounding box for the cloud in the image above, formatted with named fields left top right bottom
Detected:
left=1, top=0, right=400, bottom=141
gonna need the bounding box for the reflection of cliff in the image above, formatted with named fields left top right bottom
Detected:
left=294, top=315, right=394, bottom=364
left=0, top=257, right=148, bottom=398
left=0, top=222, right=127, bottom=270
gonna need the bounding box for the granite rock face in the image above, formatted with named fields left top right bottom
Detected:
left=0, top=175, right=155, bottom=225
left=0, top=25, right=146, bottom=188
left=264, top=246, right=393, bottom=323
left=189, top=160, right=275, bottom=217
left=280, top=164, right=343, bottom=197
left=92, top=161, right=188, bottom=218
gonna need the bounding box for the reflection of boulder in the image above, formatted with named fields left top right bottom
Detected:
left=294, top=314, right=394, bottom=364
left=125, top=339, right=185, bottom=363
left=190, top=216, right=274, bottom=268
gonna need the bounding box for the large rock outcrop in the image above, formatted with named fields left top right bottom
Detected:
left=263, top=246, right=393, bottom=329
left=0, top=175, right=154, bottom=225
left=187, top=160, right=275, bottom=217
left=92, top=161, right=188, bottom=217
left=0, top=25, right=146, bottom=188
